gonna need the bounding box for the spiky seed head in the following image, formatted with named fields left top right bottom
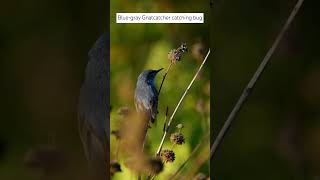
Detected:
left=168, top=43, right=188, bottom=64
left=170, top=132, right=185, bottom=145
left=160, top=149, right=175, bottom=163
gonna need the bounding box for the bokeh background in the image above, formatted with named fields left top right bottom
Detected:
left=0, top=0, right=107, bottom=179
left=110, top=1, right=210, bottom=179
left=212, top=0, right=320, bottom=179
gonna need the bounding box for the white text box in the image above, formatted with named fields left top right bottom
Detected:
left=116, top=13, right=204, bottom=24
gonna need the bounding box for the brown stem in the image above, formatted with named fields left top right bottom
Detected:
left=210, top=0, right=305, bottom=159
left=158, top=62, right=173, bottom=96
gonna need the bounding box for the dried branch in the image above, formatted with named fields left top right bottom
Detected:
left=156, top=49, right=211, bottom=156
left=210, top=0, right=305, bottom=159
left=158, top=63, right=173, bottom=95
left=163, top=107, right=169, bottom=133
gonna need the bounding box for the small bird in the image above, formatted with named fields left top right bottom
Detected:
left=134, top=69, right=163, bottom=124
left=78, top=33, right=109, bottom=179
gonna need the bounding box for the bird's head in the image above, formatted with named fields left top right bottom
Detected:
left=138, top=68, right=163, bottom=85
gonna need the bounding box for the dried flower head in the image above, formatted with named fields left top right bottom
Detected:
left=110, top=160, right=122, bottom=176
left=168, top=43, right=188, bottom=64
left=147, top=158, right=163, bottom=175
left=111, top=130, right=121, bottom=139
left=193, top=172, right=210, bottom=180
left=117, top=106, right=130, bottom=117
left=160, top=149, right=175, bottom=163
left=170, top=132, right=185, bottom=145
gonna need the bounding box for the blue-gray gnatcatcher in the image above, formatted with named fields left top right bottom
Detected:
left=134, top=69, right=163, bottom=124
left=78, top=33, right=109, bottom=179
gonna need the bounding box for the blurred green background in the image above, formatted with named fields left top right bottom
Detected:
left=0, top=0, right=107, bottom=179
left=110, top=1, right=210, bottom=179
left=212, top=0, right=320, bottom=179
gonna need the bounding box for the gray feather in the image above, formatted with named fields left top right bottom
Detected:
left=78, top=33, right=109, bottom=179
left=134, top=70, right=161, bottom=123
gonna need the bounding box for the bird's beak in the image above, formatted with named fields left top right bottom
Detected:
left=155, top=68, right=163, bottom=73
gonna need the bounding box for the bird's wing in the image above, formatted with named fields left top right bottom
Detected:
left=150, top=85, right=158, bottom=123
left=78, top=33, right=109, bottom=179
left=135, top=84, right=153, bottom=111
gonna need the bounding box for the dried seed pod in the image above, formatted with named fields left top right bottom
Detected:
left=170, top=132, right=185, bottom=145
left=160, top=149, right=175, bottom=163
left=110, top=160, right=122, bottom=176
left=168, top=43, right=188, bottom=64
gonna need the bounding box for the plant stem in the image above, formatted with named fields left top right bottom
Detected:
left=156, top=49, right=211, bottom=156
left=210, top=0, right=305, bottom=159
left=163, top=107, right=169, bottom=133
left=158, top=62, right=173, bottom=95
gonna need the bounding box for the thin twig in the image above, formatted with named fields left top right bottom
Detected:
left=169, top=133, right=210, bottom=180
left=163, top=107, right=169, bottom=133
left=157, top=107, right=169, bottom=154
left=210, top=0, right=305, bottom=159
left=158, top=63, right=173, bottom=95
left=156, top=49, right=211, bottom=156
